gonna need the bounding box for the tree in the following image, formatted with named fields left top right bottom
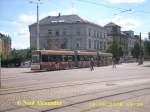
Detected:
left=12, top=49, right=26, bottom=66
left=118, top=46, right=123, bottom=58
left=148, top=32, right=150, bottom=40
left=107, top=37, right=123, bottom=63
left=131, top=42, right=144, bottom=61
left=144, top=39, right=150, bottom=57
left=1, top=49, right=24, bottom=67
left=26, top=48, right=32, bottom=60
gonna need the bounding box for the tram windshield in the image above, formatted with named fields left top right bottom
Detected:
left=32, top=52, right=40, bottom=63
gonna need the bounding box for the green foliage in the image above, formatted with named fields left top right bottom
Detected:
left=1, top=49, right=23, bottom=67
left=148, top=32, right=150, bottom=40
left=131, top=42, right=140, bottom=59
left=131, top=42, right=144, bottom=60
left=107, top=37, right=123, bottom=63
left=1, top=48, right=32, bottom=67
left=26, top=48, right=32, bottom=60
left=118, top=46, right=123, bottom=58
left=144, top=39, right=150, bottom=57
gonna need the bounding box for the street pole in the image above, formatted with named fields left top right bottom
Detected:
left=30, top=0, right=41, bottom=50
left=139, top=32, right=143, bottom=65
left=37, top=3, right=40, bottom=50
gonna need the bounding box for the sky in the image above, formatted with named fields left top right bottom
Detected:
left=0, top=0, right=150, bottom=49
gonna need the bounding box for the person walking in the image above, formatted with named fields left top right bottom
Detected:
left=55, top=61, right=60, bottom=70
left=90, top=58, right=94, bottom=71
left=112, top=57, right=116, bottom=68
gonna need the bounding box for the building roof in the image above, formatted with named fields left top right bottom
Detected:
left=121, top=31, right=126, bottom=35
left=104, top=22, right=121, bottom=28
left=30, top=14, right=90, bottom=26
left=0, top=32, right=11, bottom=40
left=29, top=14, right=106, bottom=29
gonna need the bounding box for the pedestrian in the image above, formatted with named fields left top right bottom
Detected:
left=55, top=61, right=60, bottom=70
left=112, top=57, right=116, bottom=68
left=90, top=58, right=94, bottom=71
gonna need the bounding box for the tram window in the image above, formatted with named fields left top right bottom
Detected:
left=48, top=56, right=54, bottom=62
left=48, top=55, right=62, bottom=62
left=93, top=56, right=97, bottom=61
left=98, top=56, right=101, bottom=60
left=97, top=56, right=100, bottom=60
left=42, top=55, right=48, bottom=62
left=79, top=56, right=84, bottom=61
left=72, top=56, right=75, bottom=61
left=76, top=55, right=79, bottom=61
left=32, top=55, right=40, bottom=63
left=55, top=56, right=62, bottom=61
left=63, top=56, right=68, bottom=61
left=84, top=56, right=89, bottom=61
left=80, top=56, right=85, bottom=61
left=68, top=56, right=74, bottom=61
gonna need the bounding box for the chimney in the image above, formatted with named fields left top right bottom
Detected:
left=58, top=13, right=61, bottom=17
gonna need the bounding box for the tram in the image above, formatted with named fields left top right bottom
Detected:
left=31, top=50, right=112, bottom=71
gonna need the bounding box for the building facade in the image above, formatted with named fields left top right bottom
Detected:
left=104, top=22, right=121, bottom=42
left=0, top=38, right=3, bottom=54
left=104, top=22, right=140, bottom=59
left=104, top=22, right=129, bottom=56
left=29, top=14, right=140, bottom=61
left=29, top=14, right=108, bottom=51
left=123, top=31, right=139, bottom=57
left=0, top=33, right=11, bottom=56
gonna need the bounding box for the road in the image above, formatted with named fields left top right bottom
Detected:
left=0, top=62, right=150, bottom=112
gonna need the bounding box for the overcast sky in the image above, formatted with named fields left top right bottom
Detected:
left=0, top=0, right=150, bottom=49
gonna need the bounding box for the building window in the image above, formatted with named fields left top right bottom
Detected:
left=88, top=39, right=91, bottom=48
left=61, top=41, right=67, bottom=49
left=62, top=29, right=67, bottom=36
left=94, top=40, right=96, bottom=49
left=77, top=30, right=80, bottom=36
left=104, top=33, right=106, bottom=38
left=97, top=32, right=99, bottom=38
left=104, top=42, right=106, bottom=50
left=102, top=33, right=104, bottom=38
left=76, top=43, right=80, bottom=49
left=100, top=41, right=103, bottom=50
left=97, top=40, right=99, bottom=49
left=100, top=32, right=102, bottom=38
left=89, top=29, right=91, bottom=36
left=48, top=30, right=52, bottom=36
left=55, top=30, right=59, bottom=36
left=94, top=31, right=96, bottom=37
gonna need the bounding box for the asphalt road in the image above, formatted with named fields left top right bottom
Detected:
left=0, top=62, right=150, bottom=112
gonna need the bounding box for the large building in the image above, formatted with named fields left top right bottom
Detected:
left=0, top=38, right=3, bottom=54
left=123, top=31, right=139, bottom=57
left=29, top=14, right=140, bottom=60
left=29, top=14, right=108, bottom=51
left=104, top=22, right=139, bottom=59
left=0, top=33, right=11, bottom=56
left=104, top=22, right=128, bottom=56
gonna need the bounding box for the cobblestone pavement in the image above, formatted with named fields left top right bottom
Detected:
left=0, top=62, right=150, bottom=112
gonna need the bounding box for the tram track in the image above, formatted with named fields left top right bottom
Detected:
left=0, top=77, right=149, bottom=96
left=79, top=89, right=150, bottom=112
left=1, top=77, right=150, bottom=112
left=0, top=74, right=149, bottom=95
left=2, top=82, right=150, bottom=112
left=41, top=85, right=150, bottom=112
left=1, top=75, right=150, bottom=95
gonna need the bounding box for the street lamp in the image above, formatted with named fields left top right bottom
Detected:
left=30, top=0, right=42, bottom=50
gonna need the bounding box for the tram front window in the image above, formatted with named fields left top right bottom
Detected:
left=32, top=55, right=40, bottom=63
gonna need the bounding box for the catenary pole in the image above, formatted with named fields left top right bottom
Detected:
left=30, top=0, right=41, bottom=50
